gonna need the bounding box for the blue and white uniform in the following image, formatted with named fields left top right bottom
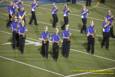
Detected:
left=87, top=25, right=94, bottom=36
left=51, top=5, right=58, bottom=28
left=106, top=15, right=114, bottom=25
left=29, top=1, right=38, bottom=25
left=81, top=8, right=89, bottom=19
left=17, top=10, right=25, bottom=19
left=101, top=20, right=110, bottom=50
left=102, top=21, right=110, bottom=33
left=10, top=21, right=18, bottom=32
left=31, top=2, right=38, bottom=12
left=18, top=23, right=27, bottom=54
left=87, top=24, right=95, bottom=54
left=51, top=33, right=60, bottom=43
left=40, top=31, right=50, bottom=58
left=18, top=24, right=27, bottom=35
left=61, top=7, right=70, bottom=30
left=80, top=8, right=89, bottom=33
left=62, top=29, right=71, bottom=57
left=51, top=6, right=58, bottom=15
left=62, top=29, right=71, bottom=39
left=51, top=33, right=60, bottom=61
left=7, top=5, right=16, bottom=15
left=10, top=20, right=19, bottom=49
left=63, top=7, right=70, bottom=17
left=40, top=32, right=50, bottom=41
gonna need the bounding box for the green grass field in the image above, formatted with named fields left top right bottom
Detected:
left=0, top=0, right=115, bottom=77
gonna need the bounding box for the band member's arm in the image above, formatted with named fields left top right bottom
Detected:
left=82, top=9, right=88, bottom=15
left=20, top=11, right=26, bottom=20
left=104, top=21, right=110, bottom=28
left=108, top=15, right=114, bottom=20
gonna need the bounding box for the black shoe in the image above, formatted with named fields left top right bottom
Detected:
left=111, top=36, right=115, bottom=38
left=80, top=30, right=83, bottom=34
left=101, top=45, right=104, bottom=48
left=35, top=23, right=38, bottom=25
left=61, top=27, right=63, bottom=30
left=91, top=51, right=94, bottom=55
left=106, top=47, right=109, bottom=50
left=86, top=49, right=90, bottom=53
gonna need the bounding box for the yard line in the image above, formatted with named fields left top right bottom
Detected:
left=95, top=6, right=109, bottom=10
left=1, top=31, right=115, bottom=62
left=0, top=42, right=11, bottom=46
left=64, top=67, right=115, bottom=77
left=73, top=2, right=110, bottom=10
left=0, top=55, right=65, bottom=77
left=0, top=41, right=41, bottom=46
left=71, top=49, right=115, bottom=62
left=71, top=13, right=104, bottom=21
left=0, top=31, right=41, bottom=46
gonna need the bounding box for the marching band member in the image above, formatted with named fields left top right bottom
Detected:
left=40, top=26, right=50, bottom=58
left=80, top=5, right=89, bottom=34
left=106, top=10, right=115, bottom=38
left=29, top=0, right=38, bottom=25
left=87, top=20, right=95, bottom=54
left=61, top=4, right=70, bottom=30
left=7, top=1, right=16, bottom=27
left=18, top=20, right=27, bottom=54
left=51, top=28, right=60, bottom=61
left=101, top=18, right=111, bottom=50
left=51, top=3, right=58, bottom=28
left=62, top=24, right=71, bottom=58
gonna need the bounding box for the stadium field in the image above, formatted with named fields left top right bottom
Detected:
left=0, top=0, right=115, bottom=77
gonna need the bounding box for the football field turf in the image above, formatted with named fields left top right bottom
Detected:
left=0, top=0, right=115, bottom=77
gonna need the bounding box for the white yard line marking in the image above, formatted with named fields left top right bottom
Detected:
left=1, top=42, right=11, bottom=45
left=95, top=6, right=109, bottom=10
left=0, top=31, right=41, bottom=46
left=65, top=67, right=115, bottom=77
left=75, top=2, right=110, bottom=10
left=71, top=49, right=115, bottom=62
left=0, top=55, right=65, bottom=77
left=1, top=31, right=115, bottom=62
left=25, top=40, right=41, bottom=46
left=1, top=40, right=41, bottom=46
